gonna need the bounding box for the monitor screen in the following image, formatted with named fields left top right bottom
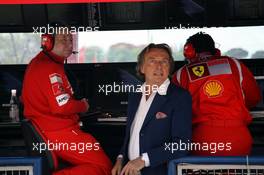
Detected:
left=89, top=63, right=141, bottom=115
left=255, top=77, right=264, bottom=111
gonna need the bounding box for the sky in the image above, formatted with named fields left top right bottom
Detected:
left=79, top=25, right=264, bottom=58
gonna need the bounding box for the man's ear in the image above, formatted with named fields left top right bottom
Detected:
left=140, top=65, right=145, bottom=75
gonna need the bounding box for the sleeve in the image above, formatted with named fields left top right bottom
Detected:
left=118, top=92, right=141, bottom=162
left=118, top=94, right=132, bottom=158
left=240, top=62, right=261, bottom=109
left=171, top=72, right=180, bottom=86
left=119, top=134, right=128, bottom=158
left=172, top=66, right=189, bottom=90
left=44, top=71, right=87, bottom=116
left=147, top=90, right=192, bottom=167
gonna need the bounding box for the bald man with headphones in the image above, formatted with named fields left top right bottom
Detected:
left=22, top=26, right=112, bottom=175
left=172, top=32, right=261, bottom=156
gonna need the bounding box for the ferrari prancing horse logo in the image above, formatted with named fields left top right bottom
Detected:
left=192, top=66, right=205, bottom=77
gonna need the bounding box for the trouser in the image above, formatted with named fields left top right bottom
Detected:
left=43, top=125, right=112, bottom=175
left=192, top=121, right=253, bottom=156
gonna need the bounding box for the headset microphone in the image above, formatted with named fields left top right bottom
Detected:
left=72, top=51, right=79, bottom=54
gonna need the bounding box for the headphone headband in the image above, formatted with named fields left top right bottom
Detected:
left=183, top=43, right=221, bottom=63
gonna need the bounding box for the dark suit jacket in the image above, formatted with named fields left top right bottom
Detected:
left=119, top=82, right=192, bottom=175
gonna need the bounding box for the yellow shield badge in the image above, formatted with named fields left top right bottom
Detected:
left=192, top=66, right=204, bottom=77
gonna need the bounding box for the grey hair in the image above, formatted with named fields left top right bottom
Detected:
left=136, top=43, right=175, bottom=79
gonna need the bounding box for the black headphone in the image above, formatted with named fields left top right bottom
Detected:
left=184, top=32, right=221, bottom=62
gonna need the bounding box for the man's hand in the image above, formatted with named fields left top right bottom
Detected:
left=81, top=98, right=89, bottom=112
left=120, top=157, right=145, bottom=175
left=111, top=157, right=123, bottom=175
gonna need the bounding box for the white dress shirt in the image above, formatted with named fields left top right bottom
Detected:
left=128, top=78, right=170, bottom=167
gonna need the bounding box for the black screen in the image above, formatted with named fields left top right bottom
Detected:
left=255, top=78, right=264, bottom=110
left=90, top=63, right=141, bottom=115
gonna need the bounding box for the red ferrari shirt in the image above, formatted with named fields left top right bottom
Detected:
left=22, top=51, right=87, bottom=131
left=172, top=56, right=261, bottom=125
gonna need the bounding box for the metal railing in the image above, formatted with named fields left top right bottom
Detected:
left=168, top=156, right=264, bottom=175
left=0, top=157, right=42, bottom=175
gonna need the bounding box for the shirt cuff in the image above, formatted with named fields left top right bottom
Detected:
left=141, top=153, right=150, bottom=167
left=117, top=154, right=123, bottom=159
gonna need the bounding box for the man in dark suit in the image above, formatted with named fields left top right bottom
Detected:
left=112, top=43, right=192, bottom=175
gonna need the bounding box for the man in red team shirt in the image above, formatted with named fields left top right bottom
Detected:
left=22, top=26, right=112, bottom=175
left=172, top=32, right=261, bottom=156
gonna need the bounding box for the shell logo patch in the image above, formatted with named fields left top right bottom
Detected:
left=203, top=80, right=224, bottom=98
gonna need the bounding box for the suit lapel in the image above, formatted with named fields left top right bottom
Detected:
left=141, top=83, right=173, bottom=129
